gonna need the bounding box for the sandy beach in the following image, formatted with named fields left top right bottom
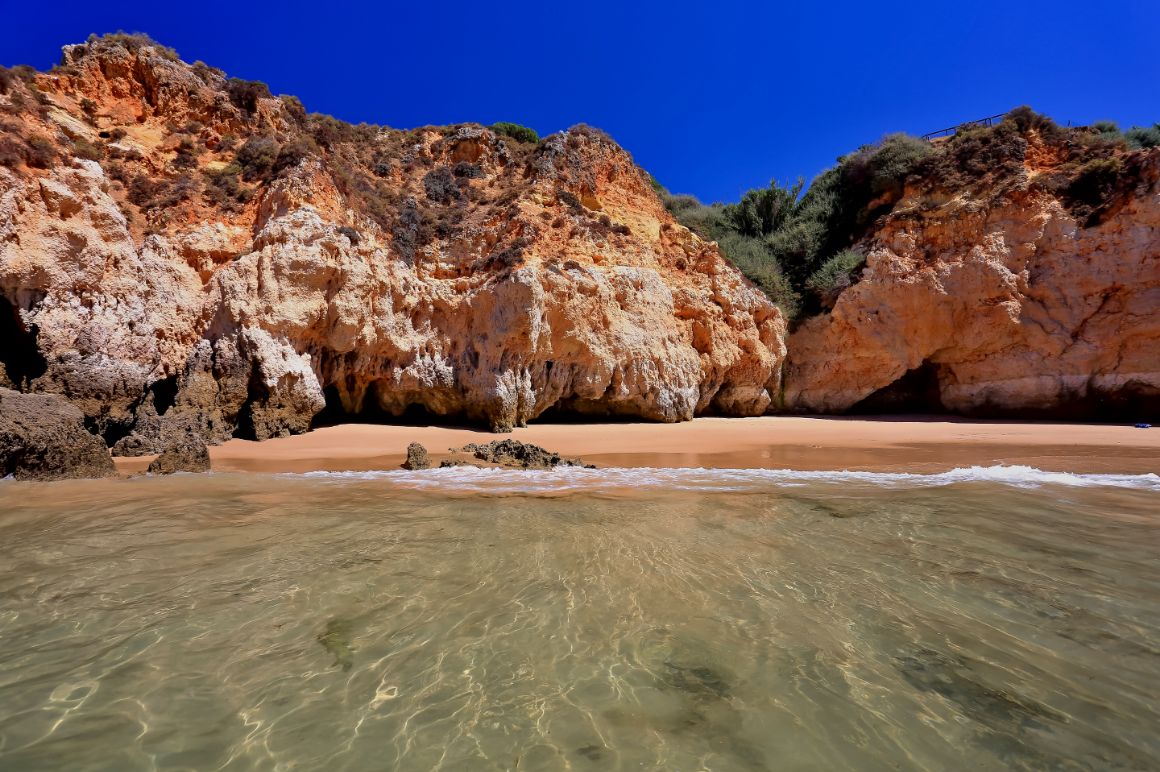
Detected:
left=112, top=416, right=1160, bottom=475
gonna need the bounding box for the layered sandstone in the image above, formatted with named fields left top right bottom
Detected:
left=0, top=36, right=785, bottom=449
left=785, top=140, right=1160, bottom=418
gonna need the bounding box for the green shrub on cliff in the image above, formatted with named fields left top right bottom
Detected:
left=805, top=250, right=865, bottom=309
left=723, top=179, right=800, bottom=238
left=659, top=133, right=930, bottom=321
left=1126, top=124, right=1160, bottom=149
left=226, top=78, right=272, bottom=115
left=235, top=136, right=278, bottom=180
left=1091, top=120, right=1121, bottom=137
left=491, top=122, right=539, bottom=144
left=1065, top=156, right=1126, bottom=223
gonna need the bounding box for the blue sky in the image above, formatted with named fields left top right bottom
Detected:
left=4, top=0, right=1158, bottom=203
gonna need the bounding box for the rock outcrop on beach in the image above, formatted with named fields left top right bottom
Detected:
left=401, top=442, right=430, bottom=470
left=146, top=436, right=211, bottom=474
left=0, top=388, right=115, bottom=480
left=443, top=439, right=594, bottom=470
left=784, top=131, right=1160, bottom=418
left=0, top=34, right=785, bottom=451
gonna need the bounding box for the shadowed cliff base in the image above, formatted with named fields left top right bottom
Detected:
left=847, top=362, right=1159, bottom=423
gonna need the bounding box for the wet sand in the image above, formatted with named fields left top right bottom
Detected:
left=112, top=416, right=1160, bottom=475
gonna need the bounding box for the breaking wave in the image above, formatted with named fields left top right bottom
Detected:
left=288, top=465, right=1160, bottom=494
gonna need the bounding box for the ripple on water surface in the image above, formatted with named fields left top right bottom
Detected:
left=0, top=468, right=1157, bottom=770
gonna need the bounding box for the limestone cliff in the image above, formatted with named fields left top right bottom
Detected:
left=0, top=36, right=785, bottom=448
left=784, top=125, right=1160, bottom=419
left=2, top=35, right=1156, bottom=448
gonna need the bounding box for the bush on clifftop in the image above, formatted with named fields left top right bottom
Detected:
left=226, top=78, right=272, bottom=115
left=491, top=122, right=538, bottom=144
left=1126, top=124, right=1160, bottom=149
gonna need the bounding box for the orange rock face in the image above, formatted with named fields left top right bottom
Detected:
left=0, top=37, right=785, bottom=446
left=2, top=35, right=1156, bottom=444
left=785, top=152, right=1160, bottom=418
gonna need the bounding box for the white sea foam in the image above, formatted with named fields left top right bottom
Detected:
left=288, top=464, right=1160, bottom=494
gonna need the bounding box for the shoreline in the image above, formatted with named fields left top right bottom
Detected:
left=112, top=416, right=1160, bottom=476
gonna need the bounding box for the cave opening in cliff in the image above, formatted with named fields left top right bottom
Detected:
left=535, top=402, right=649, bottom=424
left=848, top=360, right=948, bottom=415
left=312, top=384, right=392, bottom=428
left=151, top=375, right=180, bottom=416
left=0, top=296, right=48, bottom=390
left=311, top=384, right=479, bottom=429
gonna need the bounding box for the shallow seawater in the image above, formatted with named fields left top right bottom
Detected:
left=0, top=467, right=1157, bottom=771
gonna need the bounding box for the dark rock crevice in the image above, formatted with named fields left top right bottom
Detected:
left=151, top=374, right=180, bottom=415
left=232, top=363, right=273, bottom=440
left=0, top=297, right=48, bottom=390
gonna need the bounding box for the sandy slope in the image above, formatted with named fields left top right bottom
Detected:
left=112, top=417, right=1160, bottom=475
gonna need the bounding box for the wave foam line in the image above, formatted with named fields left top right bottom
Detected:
left=288, top=465, right=1160, bottom=493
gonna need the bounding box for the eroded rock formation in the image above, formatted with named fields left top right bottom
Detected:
left=451, top=439, right=593, bottom=470
left=785, top=144, right=1160, bottom=418
left=0, top=36, right=785, bottom=449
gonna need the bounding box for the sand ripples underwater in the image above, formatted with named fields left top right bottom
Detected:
left=0, top=468, right=1157, bottom=770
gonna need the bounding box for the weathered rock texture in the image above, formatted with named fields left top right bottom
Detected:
left=0, top=36, right=784, bottom=449
left=0, top=388, right=115, bottom=480
left=786, top=137, right=1160, bottom=419
left=147, top=436, right=211, bottom=474
left=401, top=442, right=430, bottom=470
left=446, top=439, right=593, bottom=470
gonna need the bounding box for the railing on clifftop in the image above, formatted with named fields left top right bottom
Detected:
left=921, top=112, right=1008, bottom=141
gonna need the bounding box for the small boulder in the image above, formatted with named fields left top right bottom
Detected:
left=0, top=388, right=116, bottom=480
left=148, top=436, right=211, bottom=475
left=402, top=442, right=430, bottom=470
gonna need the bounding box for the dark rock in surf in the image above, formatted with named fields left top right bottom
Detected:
left=0, top=388, right=116, bottom=481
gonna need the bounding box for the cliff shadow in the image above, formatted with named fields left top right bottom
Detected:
left=846, top=359, right=1158, bottom=423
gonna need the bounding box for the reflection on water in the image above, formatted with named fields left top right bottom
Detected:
left=0, top=470, right=1157, bottom=771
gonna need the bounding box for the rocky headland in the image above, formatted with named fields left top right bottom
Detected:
left=0, top=34, right=1157, bottom=479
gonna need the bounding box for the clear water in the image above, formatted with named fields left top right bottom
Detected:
left=0, top=468, right=1157, bottom=771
